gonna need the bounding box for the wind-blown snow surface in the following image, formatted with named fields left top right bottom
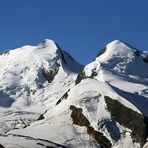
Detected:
left=0, top=39, right=148, bottom=148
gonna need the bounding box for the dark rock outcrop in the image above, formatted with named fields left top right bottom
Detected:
left=75, top=70, right=87, bottom=85
left=37, top=110, right=47, bottom=121
left=42, top=68, right=59, bottom=83
left=0, top=144, right=5, bottom=148
left=56, top=89, right=70, bottom=105
left=105, top=96, right=148, bottom=146
left=37, top=114, right=45, bottom=121
left=70, top=105, right=90, bottom=126
left=75, top=69, right=97, bottom=85
left=70, top=105, right=112, bottom=147
left=90, top=69, right=98, bottom=78
left=87, top=126, right=112, bottom=148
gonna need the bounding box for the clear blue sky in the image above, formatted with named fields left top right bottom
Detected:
left=0, top=0, right=148, bottom=64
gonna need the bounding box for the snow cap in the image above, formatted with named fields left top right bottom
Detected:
left=38, top=39, right=58, bottom=49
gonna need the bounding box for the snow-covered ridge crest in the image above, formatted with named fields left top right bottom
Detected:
left=97, top=39, right=138, bottom=63
left=38, top=39, right=57, bottom=48
left=96, top=40, right=148, bottom=76
left=37, top=39, right=59, bottom=56
left=81, top=40, right=148, bottom=83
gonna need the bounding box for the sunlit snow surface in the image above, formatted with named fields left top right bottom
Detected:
left=0, top=39, right=148, bottom=148
left=0, top=39, right=82, bottom=133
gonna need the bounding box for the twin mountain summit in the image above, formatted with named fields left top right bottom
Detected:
left=0, top=39, right=147, bottom=148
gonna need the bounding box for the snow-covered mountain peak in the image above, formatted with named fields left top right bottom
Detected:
left=97, top=39, right=137, bottom=62
left=95, top=40, right=148, bottom=76
left=106, top=39, right=124, bottom=46
left=38, top=39, right=58, bottom=49
left=0, top=39, right=83, bottom=110
left=36, top=38, right=82, bottom=71
left=36, top=39, right=61, bottom=60
left=106, top=39, right=129, bottom=46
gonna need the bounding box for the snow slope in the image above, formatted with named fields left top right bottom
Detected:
left=0, top=39, right=83, bottom=134
left=0, top=39, right=148, bottom=148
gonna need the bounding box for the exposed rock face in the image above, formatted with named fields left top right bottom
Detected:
left=37, top=114, right=45, bottom=121
left=75, top=69, right=97, bottom=85
left=70, top=105, right=112, bottom=147
left=0, top=144, right=5, bottom=148
left=42, top=68, right=59, bottom=83
left=90, top=69, right=98, bottom=78
left=56, top=89, right=70, bottom=105
left=70, top=105, right=90, bottom=126
left=105, top=96, right=148, bottom=146
left=87, top=126, right=112, bottom=148
left=75, top=70, right=87, bottom=85
left=37, top=110, right=48, bottom=121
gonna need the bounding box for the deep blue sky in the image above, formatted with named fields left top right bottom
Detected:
left=0, top=0, right=148, bottom=64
